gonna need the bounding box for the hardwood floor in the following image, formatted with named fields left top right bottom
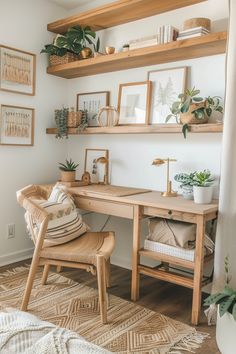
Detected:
left=0, top=260, right=219, bottom=354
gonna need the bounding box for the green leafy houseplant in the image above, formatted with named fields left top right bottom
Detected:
left=59, top=159, right=79, bottom=172
left=174, top=172, right=196, bottom=199
left=192, top=170, right=215, bottom=187
left=192, top=169, right=215, bottom=204
left=54, top=107, right=69, bottom=139
left=166, top=87, right=223, bottom=138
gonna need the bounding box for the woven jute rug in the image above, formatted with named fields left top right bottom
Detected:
left=0, top=266, right=208, bottom=353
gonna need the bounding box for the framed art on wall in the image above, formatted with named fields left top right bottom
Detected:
left=148, top=67, right=187, bottom=124
left=77, top=91, right=110, bottom=127
left=117, top=81, right=152, bottom=125
left=0, top=45, right=36, bottom=95
left=0, top=105, right=34, bottom=146
left=84, top=148, right=109, bottom=184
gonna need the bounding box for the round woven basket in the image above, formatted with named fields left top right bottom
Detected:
left=49, top=52, right=79, bottom=66
left=183, top=18, right=211, bottom=31
left=180, top=102, right=208, bottom=124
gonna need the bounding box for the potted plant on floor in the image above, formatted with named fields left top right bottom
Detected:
left=166, top=87, right=223, bottom=138
left=204, top=256, right=236, bottom=354
left=174, top=172, right=196, bottom=199
left=192, top=169, right=215, bottom=204
left=59, top=159, right=79, bottom=182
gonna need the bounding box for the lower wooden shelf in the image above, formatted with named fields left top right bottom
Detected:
left=46, top=123, right=223, bottom=135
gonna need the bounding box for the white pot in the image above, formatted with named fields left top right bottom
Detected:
left=193, top=185, right=213, bottom=204
left=181, top=186, right=193, bottom=200
left=216, top=310, right=236, bottom=354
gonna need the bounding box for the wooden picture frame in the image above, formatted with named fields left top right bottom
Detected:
left=0, top=104, right=34, bottom=146
left=84, top=148, right=109, bottom=184
left=147, top=66, right=187, bottom=124
left=117, top=81, right=152, bottom=125
left=0, top=45, right=36, bottom=96
left=76, top=91, right=110, bottom=127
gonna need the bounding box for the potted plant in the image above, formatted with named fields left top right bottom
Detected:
left=174, top=172, right=196, bottom=199
left=204, top=256, right=236, bottom=354
left=166, top=87, right=223, bottom=138
left=122, top=44, right=130, bottom=52
left=59, top=159, right=79, bottom=182
left=192, top=169, right=215, bottom=204
left=54, top=107, right=69, bottom=139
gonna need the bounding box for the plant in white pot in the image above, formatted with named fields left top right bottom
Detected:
left=192, top=170, right=215, bottom=204
left=204, top=256, right=236, bottom=354
left=59, top=159, right=79, bottom=182
left=174, top=172, right=196, bottom=199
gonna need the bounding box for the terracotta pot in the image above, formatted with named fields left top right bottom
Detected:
left=105, top=46, right=115, bottom=54
left=60, top=170, right=76, bottom=182
left=180, top=101, right=208, bottom=124
left=80, top=47, right=92, bottom=59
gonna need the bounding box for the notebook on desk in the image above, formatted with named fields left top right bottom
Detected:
left=69, top=184, right=150, bottom=197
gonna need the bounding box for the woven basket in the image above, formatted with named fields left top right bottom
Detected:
left=49, top=52, right=79, bottom=66
left=180, top=102, right=208, bottom=124
left=67, top=110, right=82, bottom=128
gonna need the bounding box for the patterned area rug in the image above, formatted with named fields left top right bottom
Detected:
left=0, top=266, right=208, bottom=353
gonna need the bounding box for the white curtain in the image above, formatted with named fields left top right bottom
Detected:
left=213, top=0, right=236, bottom=292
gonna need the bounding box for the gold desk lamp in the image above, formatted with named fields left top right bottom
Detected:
left=95, top=156, right=109, bottom=185
left=152, top=158, right=177, bottom=197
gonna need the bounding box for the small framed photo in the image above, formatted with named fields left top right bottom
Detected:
left=0, top=45, right=36, bottom=96
left=117, top=81, right=152, bottom=125
left=0, top=105, right=34, bottom=146
left=77, top=91, right=110, bottom=126
left=148, top=67, right=187, bottom=124
left=84, top=148, right=109, bottom=184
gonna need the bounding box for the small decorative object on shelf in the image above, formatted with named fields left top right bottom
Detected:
left=166, top=87, right=223, bottom=138
left=178, top=18, right=211, bottom=41
left=80, top=47, right=92, bottom=59
left=82, top=171, right=91, bottom=184
left=67, top=107, right=82, bottom=128
left=93, top=37, right=103, bottom=57
left=54, top=107, right=69, bottom=138
left=95, top=156, right=109, bottom=184
left=97, top=106, right=119, bottom=127
left=122, top=44, right=129, bottom=52
left=59, top=158, right=79, bottom=182
left=84, top=148, right=109, bottom=184
left=152, top=158, right=177, bottom=197
left=174, top=172, right=196, bottom=199
left=105, top=46, right=115, bottom=55
left=192, top=169, right=215, bottom=204
left=184, top=17, right=211, bottom=30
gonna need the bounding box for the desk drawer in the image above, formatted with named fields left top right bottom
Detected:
left=75, top=197, right=133, bottom=219
left=143, top=206, right=197, bottom=223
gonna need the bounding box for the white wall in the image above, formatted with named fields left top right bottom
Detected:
left=65, top=0, right=228, bottom=268
left=0, top=0, right=68, bottom=265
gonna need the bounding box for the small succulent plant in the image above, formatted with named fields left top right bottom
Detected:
left=59, top=158, right=79, bottom=171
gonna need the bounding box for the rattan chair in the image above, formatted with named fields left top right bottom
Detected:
left=16, top=184, right=115, bottom=324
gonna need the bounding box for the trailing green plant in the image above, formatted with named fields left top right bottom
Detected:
left=204, top=256, right=236, bottom=321
left=59, top=158, right=79, bottom=171
left=123, top=44, right=129, bottom=48
left=93, top=37, right=101, bottom=53
left=78, top=109, right=89, bottom=131
left=54, top=107, right=69, bottom=139
left=192, top=169, right=215, bottom=187
left=174, top=172, right=196, bottom=188
left=165, top=87, right=223, bottom=138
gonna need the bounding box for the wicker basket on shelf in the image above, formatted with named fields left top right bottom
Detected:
left=49, top=52, right=79, bottom=66
left=67, top=108, right=82, bottom=128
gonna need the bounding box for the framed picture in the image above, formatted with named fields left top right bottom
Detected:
left=148, top=67, right=187, bottom=124
left=0, top=45, right=36, bottom=96
left=84, top=148, right=109, bottom=184
left=117, top=81, right=152, bottom=125
left=77, top=91, right=110, bottom=127
left=0, top=105, right=34, bottom=146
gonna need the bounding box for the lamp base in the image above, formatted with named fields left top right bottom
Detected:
left=161, top=191, right=178, bottom=197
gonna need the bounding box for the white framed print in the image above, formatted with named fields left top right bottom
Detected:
left=84, top=148, right=109, bottom=184
left=148, top=67, right=187, bottom=124
left=117, top=81, right=152, bottom=125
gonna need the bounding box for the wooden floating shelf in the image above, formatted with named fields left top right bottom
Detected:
left=46, top=123, right=223, bottom=135
left=48, top=0, right=207, bottom=33
left=47, top=32, right=227, bottom=79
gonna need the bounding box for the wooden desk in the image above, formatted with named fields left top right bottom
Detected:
left=69, top=185, right=218, bottom=325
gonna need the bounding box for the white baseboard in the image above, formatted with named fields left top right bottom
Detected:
left=0, top=248, right=33, bottom=267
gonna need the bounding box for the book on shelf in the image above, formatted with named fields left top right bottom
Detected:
left=177, top=32, right=209, bottom=40
left=157, top=25, right=179, bottom=44
left=177, top=26, right=210, bottom=40
left=129, top=35, right=158, bottom=50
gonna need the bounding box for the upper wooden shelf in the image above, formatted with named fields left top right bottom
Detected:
left=47, top=31, right=227, bottom=79
left=48, top=0, right=207, bottom=33
left=46, top=123, right=223, bottom=135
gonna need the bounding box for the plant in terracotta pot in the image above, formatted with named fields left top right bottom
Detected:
left=174, top=172, right=196, bottom=199
left=192, top=169, right=215, bottom=204
left=59, top=159, right=79, bottom=182
left=166, top=87, right=223, bottom=138
left=204, top=256, right=236, bottom=354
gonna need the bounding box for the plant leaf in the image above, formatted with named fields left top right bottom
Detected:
left=182, top=123, right=189, bottom=139
left=219, top=295, right=236, bottom=317
left=180, top=97, right=191, bottom=113
left=204, top=293, right=229, bottom=306
left=233, top=303, right=236, bottom=321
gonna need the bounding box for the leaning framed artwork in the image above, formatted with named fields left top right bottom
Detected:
left=117, top=81, right=152, bottom=125
left=0, top=105, right=34, bottom=146
left=0, top=45, right=36, bottom=95
left=148, top=67, right=187, bottom=124
left=77, top=91, right=110, bottom=127
left=84, top=148, right=109, bottom=184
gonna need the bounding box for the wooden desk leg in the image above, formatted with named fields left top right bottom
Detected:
left=192, top=215, right=205, bottom=325
left=131, top=205, right=142, bottom=301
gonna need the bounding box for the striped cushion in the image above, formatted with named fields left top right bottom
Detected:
left=48, top=185, right=76, bottom=210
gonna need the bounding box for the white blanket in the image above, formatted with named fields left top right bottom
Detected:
left=0, top=310, right=110, bottom=354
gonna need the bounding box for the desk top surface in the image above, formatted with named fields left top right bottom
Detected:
left=68, top=185, right=218, bottom=215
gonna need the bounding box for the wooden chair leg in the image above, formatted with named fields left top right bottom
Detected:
left=42, top=264, right=50, bottom=285
left=21, top=257, right=39, bottom=311
left=56, top=265, right=62, bottom=273
left=105, top=258, right=111, bottom=288
left=97, top=255, right=108, bottom=324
